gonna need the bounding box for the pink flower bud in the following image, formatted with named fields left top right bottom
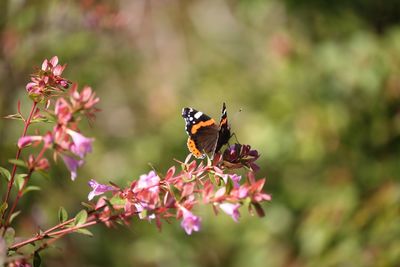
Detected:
left=41, top=59, right=49, bottom=71
left=49, top=56, right=59, bottom=67
left=17, top=135, right=43, bottom=148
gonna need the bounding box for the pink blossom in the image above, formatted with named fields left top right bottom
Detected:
left=180, top=208, right=201, bottom=235
left=88, top=179, right=115, bottom=200
left=134, top=171, right=160, bottom=193
left=67, top=129, right=94, bottom=158
left=219, top=203, right=241, bottom=222
left=71, top=86, right=99, bottom=109
left=249, top=179, right=272, bottom=202
left=132, top=171, right=161, bottom=210
left=26, top=81, right=40, bottom=93
left=55, top=98, right=72, bottom=124
left=17, top=135, right=43, bottom=148
left=234, top=185, right=249, bottom=199
left=61, top=155, right=84, bottom=181
left=26, top=56, right=69, bottom=101
left=230, top=174, right=241, bottom=189
left=43, top=132, right=54, bottom=147
left=53, top=65, right=63, bottom=76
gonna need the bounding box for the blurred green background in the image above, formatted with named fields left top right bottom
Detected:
left=1, top=0, right=400, bottom=266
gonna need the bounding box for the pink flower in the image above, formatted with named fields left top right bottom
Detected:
left=219, top=203, right=241, bottom=222
left=26, top=81, right=41, bottom=93
left=234, top=185, right=249, bottom=199
left=17, top=135, right=43, bottom=148
left=42, top=56, right=66, bottom=77
left=230, top=174, right=241, bottom=189
left=43, top=132, right=54, bottom=147
left=180, top=208, right=201, bottom=235
left=71, top=85, right=100, bottom=110
left=61, top=155, right=84, bottom=181
left=134, top=171, right=160, bottom=193
left=55, top=98, right=72, bottom=125
left=67, top=129, right=94, bottom=158
left=133, top=171, right=161, bottom=210
left=26, top=56, right=69, bottom=102
left=88, top=179, right=115, bottom=200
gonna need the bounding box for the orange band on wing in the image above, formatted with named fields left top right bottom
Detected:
left=191, top=119, right=215, bottom=134
left=187, top=138, right=204, bottom=158
left=220, top=118, right=227, bottom=126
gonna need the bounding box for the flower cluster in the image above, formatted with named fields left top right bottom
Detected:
left=87, top=146, right=271, bottom=235
left=18, top=58, right=99, bottom=180
left=222, top=144, right=260, bottom=171
left=26, top=56, right=70, bottom=102
left=3, top=56, right=271, bottom=267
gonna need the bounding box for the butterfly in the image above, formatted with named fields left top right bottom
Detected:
left=182, top=103, right=231, bottom=159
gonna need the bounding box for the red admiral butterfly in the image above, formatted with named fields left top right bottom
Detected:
left=182, top=103, right=231, bottom=159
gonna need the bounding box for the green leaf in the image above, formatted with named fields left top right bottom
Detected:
left=80, top=202, right=94, bottom=210
left=0, top=237, right=5, bottom=266
left=0, top=167, right=11, bottom=181
left=209, top=173, right=216, bottom=185
left=4, top=227, right=15, bottom=247
left=35, top=170, right=50, bottom=180
left=3, top=113, right=24, bottom=121
left=8, top=159, right=27, bottom=169
left=9, top=211, right=21, bottom=224
left=0, top=202, right=8, bottom=215
left=14, top=174, right=27, bottom=190
left=22, top=185, right=41, bottom=195
left=74, top=210, right=88, bottom=226
left=110, top=195, right=125, bottom=206
left=31, top=117, right=52, bottom=124
left=74, top=228, right=93, bottom=237
left=169, top=184, right=181, bottom=200
left=225, top=178, right=233, bottom=194
left=58, top=207, right=68, bottom=223
left=33, top=251, right=41, bottom=267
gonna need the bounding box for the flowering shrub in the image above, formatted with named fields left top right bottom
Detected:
left=0, top=57, right=271, bottom=266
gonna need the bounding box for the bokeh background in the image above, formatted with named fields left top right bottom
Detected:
left=1, top=0, right=400, bottom=266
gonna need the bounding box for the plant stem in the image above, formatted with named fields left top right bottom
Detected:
left=9, top=205, right=109, bottom=250
left=4, top=145, right=47, bottom=227
left=2, top=102, right=37, bottom=217
left=4, top=170, right=33, bottom=226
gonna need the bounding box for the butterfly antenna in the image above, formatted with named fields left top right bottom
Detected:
left=231, top=132, right=240, bottom=144
left=227, top=107, right=242, bottom=145
left=229, top=107, right=243, bottom=130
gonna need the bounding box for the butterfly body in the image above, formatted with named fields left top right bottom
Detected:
left=182, top=103, right=231, bottom=159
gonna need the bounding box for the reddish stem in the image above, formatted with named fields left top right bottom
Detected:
left=4, top=170, right=33, bottom=226
left=9, top=211, right=120, bottom=250
left=2, top=102, right=37, bottom=210
left=4, top=144, right=48, bottom=227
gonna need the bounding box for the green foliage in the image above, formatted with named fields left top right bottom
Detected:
left=58, top=207, right=68, bottom=223
left=33, top=251, right=41, bottom=267
left=0, top=167, right=11, bottom=181
left=3, top=227, right=15, bottom=247
left=8, top=160, right=27, bottom=170
left=8, top=211, right=21, bottom=224
left=74, top=210, right=88, bottom=226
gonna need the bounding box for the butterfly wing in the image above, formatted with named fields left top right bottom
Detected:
left=215, top=102, right=231, bottom=154
left=182, top=107, right=219, bottom=158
